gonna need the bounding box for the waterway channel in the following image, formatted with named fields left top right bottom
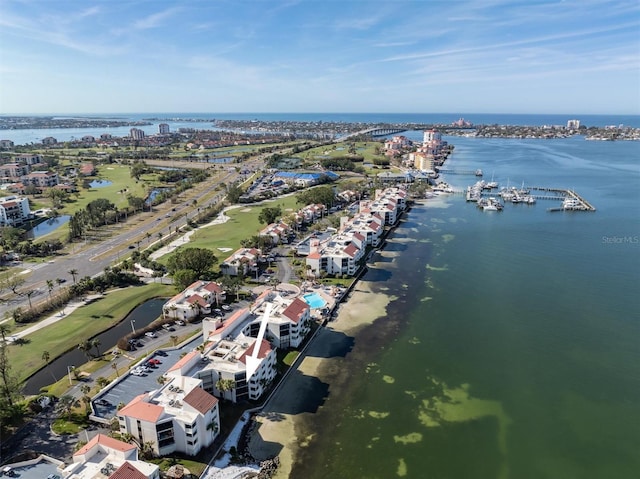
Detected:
left=22, top=298, right=166, bottom=395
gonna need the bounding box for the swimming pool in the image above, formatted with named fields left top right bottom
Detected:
left=303, top=292, right=326, bottom=309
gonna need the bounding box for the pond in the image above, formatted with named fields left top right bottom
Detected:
left=88, top=179, right=113, bottom=188
left=25, top=215, right=71, bottom=239
left=22, top=297, right=166, bottom=395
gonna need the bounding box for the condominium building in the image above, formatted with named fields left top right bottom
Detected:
left=159, top=123, right=170, bottom=134
left=117, top=375, right=220, bottom=457
left=220, top=248, right=263, bottom=277
left=0, top=195, right=31, bottom=226
left=163, top=280, right=226, bottom=321
left=130, top=128, right=145, bottom=140
left=63, top=434, right=159, bottom=479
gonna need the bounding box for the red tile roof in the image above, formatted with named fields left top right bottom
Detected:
left=110, top=461, right=147, bottom=479
left=183, top=387, right=218, bottom=414
left=344, top=242, right=359, bottom=258
left=282, top=298, right=309, bottom=324
left=167, top=350, right=199, bottom=373
left=238, top=339, right=272, bottom=364
left=73, top=433, right=136, bottom=456
left=118, top=394, right=164, bottom=423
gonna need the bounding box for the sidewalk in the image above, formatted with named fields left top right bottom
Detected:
left=2, top=294, right=104, bottom=343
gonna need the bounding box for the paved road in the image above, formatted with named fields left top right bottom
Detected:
left=0, top=169, right=243, bottom=320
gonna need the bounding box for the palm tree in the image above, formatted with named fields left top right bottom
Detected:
left=42, top=350, right=56, bottom=381
left=170, top=335, right=178, bottom=346
left=57, top=395, right=79, bottom=421
left=0, top=324, right=10, bottom=343
left=111, top=363, right=119, bottom=377
left=80, top=384, right=92, bottom=414
left=25, top=289, right=35, bottom=310
left=78, top=341, right=93, bottom=360
left=90, top=338, right=101, bottom=358
left=46, top=279, right=54, bottom=304
left=207, top=419, right=219, bottom=439
left=215, top=378, right=236, bottom=401
left=96, top=376, right=109, bottom=388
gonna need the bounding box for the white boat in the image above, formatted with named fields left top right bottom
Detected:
left=562, top=197, right=582, bottom=210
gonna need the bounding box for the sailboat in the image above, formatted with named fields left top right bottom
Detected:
left=486, top=171, right=498, bottom=189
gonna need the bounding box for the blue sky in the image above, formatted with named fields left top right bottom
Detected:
left=1, top=0, right=639, bottom=114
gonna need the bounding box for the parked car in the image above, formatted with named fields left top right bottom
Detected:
left=162, top=324, right=175, bottom=331
left=213, top=308, right=224, bottom=317
left=97, top=399, right=111, bottom=406
left=156, top=351, right=168, bottom=357
left=221, top=304, right=232, bottom=311
left=148, top=358, right=162, bottom=365
left=145, top=331, right=157, bottom=338
left=175, top=320, right=185, bottom=326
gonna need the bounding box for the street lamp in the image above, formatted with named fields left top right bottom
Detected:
left=67, top=365, right=75, bottom=386
left=131, top=320, right=136, bottom=334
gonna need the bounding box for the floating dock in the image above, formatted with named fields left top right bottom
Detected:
left=548, top=189, right=596, bottom=212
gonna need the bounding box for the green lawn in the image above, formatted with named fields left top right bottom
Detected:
left=300, top=141, right=385, bottom=162
left=7, top=282, right=175, bottom=383
left=159, top=195, right=302, bottom=267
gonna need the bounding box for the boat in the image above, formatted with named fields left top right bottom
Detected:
left=486, top=171, right=498, bottom=189
left=562, top=196, right=582, bottom=210
left=475, top=169, right=483, bottom=177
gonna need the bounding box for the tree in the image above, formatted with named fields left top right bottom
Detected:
left=91, top=338, right=101, bottom=358
left=46, top=279, right=55, bottom=304
left=296, top=185, right=336, bottom=208
left=80, top=384, right=92, bottom=414
left=68, top=269, right=78, bottom=284
left=96, top=376, right=109, bottom=388
left=172, top=269, right=198, bottom=291
left=57, top=395, right=79, bottom=421
left=258, top=206, right=282, bottom=225
left=130, top=161, right=147, bottom=181
left=0, top=342, right=21, bottom=408
left=111, top=363, right=119, bottom=377
left=127, top=195, right=145, bottom=214
left=0, top=324, right=10, bottom=343
left=170, top=335, right=179, bottom=346
left=215, top=378, right=236, bottom=400
left=25, top=289, right=35, bottom=310
left=167, top=247, right=217, bottom=278
left=7, top=275, right=25, bottom=294
left=78, top=340, right=93, bottom=360
left=42, top=350, right=57, bottom=382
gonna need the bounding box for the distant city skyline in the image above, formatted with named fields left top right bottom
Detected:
left=1, top=0, right=639, bottom=115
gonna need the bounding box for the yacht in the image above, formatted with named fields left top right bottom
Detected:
left=562, top=197, right=582, bottom=210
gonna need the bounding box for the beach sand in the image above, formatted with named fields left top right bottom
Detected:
left=247, top=280, right=393, bottom=478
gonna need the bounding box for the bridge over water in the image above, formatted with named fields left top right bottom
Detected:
left=337, top=127, right=407, bottom=141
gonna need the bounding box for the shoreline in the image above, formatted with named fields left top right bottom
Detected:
left=247, top=280, right=394, bottom=477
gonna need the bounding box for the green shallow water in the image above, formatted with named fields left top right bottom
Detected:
left=291, top=136, right=640, bottom=479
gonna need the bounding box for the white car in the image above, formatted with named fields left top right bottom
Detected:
left=175, top=320, right=185, bottom=326
left=145, top=331, right=157, bottom=338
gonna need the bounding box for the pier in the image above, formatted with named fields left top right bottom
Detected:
left=436, top=168, right=481, bottom=176
left=548, top=189, right=596, bottom=212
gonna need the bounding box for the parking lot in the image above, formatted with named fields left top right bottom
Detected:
left=92, top=336, right=200, bottom=419
left=91, top=303, right=244, bottom=421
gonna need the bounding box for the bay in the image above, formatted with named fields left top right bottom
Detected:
left=2, top=113, right=639, bottom=145
left=290, top=135, right=640, bottom=479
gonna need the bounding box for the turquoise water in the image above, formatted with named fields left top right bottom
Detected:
left=303, top=292, right=327, bottom=309
left=292, top=136, right=640, bottom=479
